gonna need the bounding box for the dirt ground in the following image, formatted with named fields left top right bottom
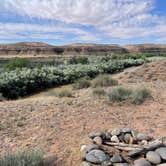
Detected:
left=0, top=60, right=166, bottom=165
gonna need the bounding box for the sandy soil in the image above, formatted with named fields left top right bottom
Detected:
left=0, top=60, right=166, bottom=165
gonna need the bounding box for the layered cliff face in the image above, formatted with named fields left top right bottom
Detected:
left=124, top=44, right=166, bottom=54
left=0, top=42, right=128, bottom=56
left=0, top=42, right=166, bottom=56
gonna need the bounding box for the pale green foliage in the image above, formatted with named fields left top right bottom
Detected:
left=0, top=59, right=145, bottom=99
left=56, top=88, right=73, bottom=97
left=108, top=87, right=151, bottom=104
left=92, top=75, right=118, bottom=87
left=93, top=88, right=106, bottom=96
left=0, top=150, right=43, bottom=166
left=131, top=88, right=151, bottom=104
left=73, top=78, right=91, bottom=89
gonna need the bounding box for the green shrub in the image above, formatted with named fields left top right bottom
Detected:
left=0, top=150, right=43, bottom=166
left=108, top=87, right=132, bottom=102
left=108, top=87, right=151, bottom=104
left=68, top=56, right=88, bottom=64
left=56, top=88, right=73, bottom=97
left=93, top=88, right=106, bottom=96
left=131, top=88, right=151, bottom=104
left=73, top=78, right=91, bottom=89
left=92, top=75, right=118, bottom=87
left=4, top=58, right=30, bottom=70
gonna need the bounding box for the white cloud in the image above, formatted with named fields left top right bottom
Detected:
left=1, top=0, right=166, bottom=42
left=3, top=0, right=155, bottom=26
left=0, top=22, right=99, bottom=41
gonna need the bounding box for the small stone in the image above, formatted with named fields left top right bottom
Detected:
left=42, top=154, right=57, bottom=166
left=141, top=140, right=148, bottom=145
left=111, top=135, right=120, bottom=143
left=124, top=134, right=131, bottom=143
left=146, top=151, right=161, bottom=164
left=134, top=158, right=152, bottom=166
left=101, top=160, right=112, bottom=166
left=111, top=154, right=123, bottom=163
left=137, top=133, right=150, bottom=141
left=114, top=163, right=129, bottom=166
left=86, top=150, right=108, bottom=164
left=156, top=147, right=166, bottom=160
left=88, top=132, right=103, bottom=139
left=80, top=144, right=99, bottom=153
left=81, top=145, right=87, bottom=153
left=93, top=136, right=103, bottom=145
left=122, top=128, right=132, bottom=133
left=111, top=129, right=121, bottom=136
left=80, top=161, right=91, bottom=166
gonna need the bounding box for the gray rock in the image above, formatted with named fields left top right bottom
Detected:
left=80, top=144, right=99, bottom=153
left=111, top=135, right=120, bottom=143
left=93, top=136, right=103, bottom=145
left=111, top=129, right=121, bottom=136
left=137, top=133, right=150, bottom=141
left=146, top=151, right=161, bottom=164
left=134, top=158, right=152, bottom=166
left=80, top=161, right=91, bottom=166
left=111, top=154, right=123, bottom=163
left=122, top=128, right=132, bottom=133
left=86, top=150, right=108, bottom=164
left=88, top=132, right=103, bottom=139
left=156, top=147, right=166, bottom=160
left=157, top=164, right=166, bottom=166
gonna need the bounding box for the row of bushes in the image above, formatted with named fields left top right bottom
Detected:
left=3, top=56, right=89, bottom=70
left=0, top=59, right=145, bottom=99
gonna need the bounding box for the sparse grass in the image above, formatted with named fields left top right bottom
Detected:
left=107, top=87, right=151, bottom=104
left=92, top=75, right=118, bottom=87
left=73, top=78, right=91, bottom=89
left=56, top=88, right=73, bottom=98
left=93, top=88, right=106, bottom=96
left=131, top=88, right=152, bottom=104
left=0, top=150, right=43, bottom=166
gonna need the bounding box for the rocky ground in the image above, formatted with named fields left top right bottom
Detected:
left=80, top=128, right=166, bottom=166
left=0, top=60, right=166, bottom=165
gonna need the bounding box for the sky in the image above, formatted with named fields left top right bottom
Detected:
left=0, top=0, right=166, bottom=45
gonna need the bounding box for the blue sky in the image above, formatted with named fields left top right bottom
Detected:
left=0, top=0, right=166, bottom=45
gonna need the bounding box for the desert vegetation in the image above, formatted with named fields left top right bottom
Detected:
left=92, top=75, right=118, bottom=87
left=107, top=87, right=152, bottom=104
left=0, top=150, right=43, bottom=166
left=73, top=77, right=91, bottom=89
left=0, top=58, right=146, bottom=99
